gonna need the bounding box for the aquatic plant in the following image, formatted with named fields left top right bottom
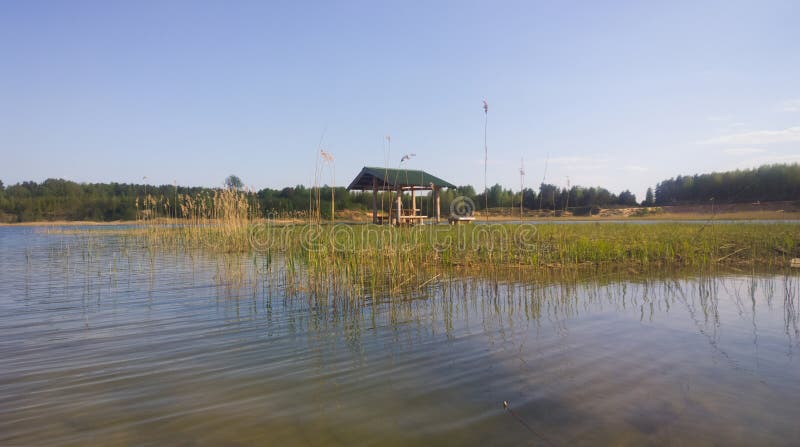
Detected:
left=45, top=187, right=800, bottom=298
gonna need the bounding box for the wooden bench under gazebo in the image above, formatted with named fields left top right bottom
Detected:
left=347, top=166, right=456, bottom=225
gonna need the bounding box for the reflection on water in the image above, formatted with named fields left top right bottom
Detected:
left=1, top=226, right=799, bottom=446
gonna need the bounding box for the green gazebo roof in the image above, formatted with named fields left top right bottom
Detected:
left=347, top=166, right=456, bottom=191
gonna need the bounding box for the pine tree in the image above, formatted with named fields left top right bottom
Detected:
left=644, top=187, right=654, bottom=206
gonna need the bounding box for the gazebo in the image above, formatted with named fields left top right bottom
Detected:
left=347, top=166, right=456, bottom=225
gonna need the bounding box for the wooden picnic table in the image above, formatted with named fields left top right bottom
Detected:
left=398, top=215, right=427, bottom=226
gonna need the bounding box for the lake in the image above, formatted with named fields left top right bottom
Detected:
left=1, top=226, right=799, bottom=446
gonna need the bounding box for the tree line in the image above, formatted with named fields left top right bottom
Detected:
left=653, top=163, right=800, bottom=205
left=0, top=163, right=797, bottom=222
left=0, top=180, right=636, bottom=222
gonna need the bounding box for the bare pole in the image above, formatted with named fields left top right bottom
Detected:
left=381, top=135, right=392, bottom=223
left=311, top=127, right=327, bottom=223
left=314, top=153, right=321, bottom=222
left=538, top=153, right=549, bottom=211
left=383, top=135, right=390, bottom=221
left=397, top=153, right=415, bottom=224
left=519, top=157, right=525, bottom=218
left=483, top=99, right=489, bottom=222
left=320, top=149, right=335, bottom=222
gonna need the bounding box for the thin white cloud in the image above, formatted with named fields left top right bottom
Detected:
left=757, top=154, right=800, bottom=163
left=545, top=156, right=609, bottom=171
left=699, top=126, right=800, bottom=145
left=722, top=147, right=766, bottom=156
left=728, top=154, right=800, bottom=170
left=569, top=164, right=608, bottom=172
left=780, top=99, right=800, bottom=113
left=475, top=158, right=505, bottom=166
left=623, top=165, right=648, bottom=172
left=549, top=156, right=608, bottom=165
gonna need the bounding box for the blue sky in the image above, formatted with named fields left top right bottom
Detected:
left=2, top=0, right=799, bottom=200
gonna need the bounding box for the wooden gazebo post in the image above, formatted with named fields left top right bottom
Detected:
left=434, top=186, right=441, bottom=223
left=372, top=177, right=378, bottom=224
left=395, top=187, right=402, bottom=226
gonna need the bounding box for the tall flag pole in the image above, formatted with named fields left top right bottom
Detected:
left=483, top=99, right=489, bottom=221
left=520, top=157, right=525, bottom=217
left=320, top=149, right=335, bottom=222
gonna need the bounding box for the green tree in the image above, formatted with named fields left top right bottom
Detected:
left=224, top=175, right=244, bottom=190
left=618, top=190, right=637, bottom=206
left=655, top=163, right=800, bottom=204
left=643, top=187, right=654, bottom=206
left=538, top=183, right=559, bottom=210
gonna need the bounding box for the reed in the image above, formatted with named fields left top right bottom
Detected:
left=122, top=221, right=799, bottom=296
left=133, top=187, right=259, bottom=252
left=49, top=188, right=799, bottom=299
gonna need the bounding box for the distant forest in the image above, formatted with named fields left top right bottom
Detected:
left=654, top=163, right=800, bottom=204
left=1, top=163, right=798, bottom=222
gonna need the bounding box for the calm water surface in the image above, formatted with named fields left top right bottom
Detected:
left=1, top=226, right=799, bottom=446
